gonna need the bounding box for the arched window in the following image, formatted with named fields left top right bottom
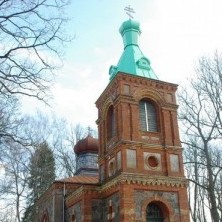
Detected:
left=71, top=214, right=76, bottom=222
left=42, top=211, right=49, bottom=222
left=139, top=100, right=157, bottom=132
left=146, top=203, right=164, bottom=222
left=106, top=106, right=115, bottom=140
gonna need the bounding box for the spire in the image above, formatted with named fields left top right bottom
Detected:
left=109, top=18, right=158, bottom=81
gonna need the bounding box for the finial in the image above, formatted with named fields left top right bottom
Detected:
left=87, top=126, right=93, bottom=136
left=124, top=5, right=135, bottom=19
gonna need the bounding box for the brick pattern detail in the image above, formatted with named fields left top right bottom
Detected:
left=96, top=73, right=185, bottom=177
left=92, top=193, right=120, bottom=222
left=95, top=73, right=190, bottom=221
left=38, top=187, right=65, bottom=222
left=66, top=201, right=82, bottom=222
left=134, top=190, right=179, bottom=219
left=37, top=73, right=190, bottom=222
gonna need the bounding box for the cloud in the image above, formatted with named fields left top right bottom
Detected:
left=50, top=57, right=110, bottom=128
left=21, top=0, right=222, bottom=130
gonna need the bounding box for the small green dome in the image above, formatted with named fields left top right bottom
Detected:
left=119, top=19, right=141, bottom=36
left=109, top=19, right=158, bottom=81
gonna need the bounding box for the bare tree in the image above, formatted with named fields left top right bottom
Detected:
left=52, top=122, right=90, bottom=177
left=178, top=52, right=222, bottom=222
left=0, top=0, right=70, bottom=184
left=0, top=141, right=30, bottom=222
left=21, top=112, right=92, bottom=177
left=0, top=207, right=15, bottom=222
left=0, top=107, right=96, bottom=220
left=0, top=3, right=71, bottom=217
left=0, top=95, right=27, bottom=144
left=0, top=95, right=29, bottom=221
left=0, top=0, right=69, bottom=100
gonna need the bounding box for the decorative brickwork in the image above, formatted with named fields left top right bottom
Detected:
left=92, top=199, right=104, bottom=221
left=117, top=151, right=122, bottom=170
left=134, top=190, right=179, bottom=219
left=143, top=152, right=161, bottom=171
left=96, top=72, right=190, bottom=221
left=126, top=148, right=137, bottom=169
left=66, top=201, right=82, bottom=222
left=92, top=193, right=120, bottom=222
left=38, top=198, right=53, bottom=222
left=170, top=154, right=180, bottom=172
left=37, top=187, right=65, bottom=222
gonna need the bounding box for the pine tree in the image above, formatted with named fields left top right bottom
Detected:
left=22, top=141, right=56, bottom=222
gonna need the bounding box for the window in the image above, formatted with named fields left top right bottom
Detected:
left=139, top=100, right=157, bottom=132
left=71, top=214, right=76, bottom=222
left=107, top=200, right=115, bottom=221
left=109, top=160, right=115, bottom=176
left=146, top=203, right=164, bottom=222
left=42, top=212, right=49, bottom=222
left=106, top=106, right=115, bottom=140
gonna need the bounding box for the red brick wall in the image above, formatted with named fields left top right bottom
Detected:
left=96, top=72, right=190, bottom=221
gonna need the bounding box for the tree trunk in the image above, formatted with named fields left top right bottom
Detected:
left=204, top=142, right=220, bottom=222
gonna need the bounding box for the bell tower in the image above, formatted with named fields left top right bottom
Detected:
left=96, top=18, right=190, bottom=221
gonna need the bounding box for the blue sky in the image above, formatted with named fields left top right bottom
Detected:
left=23, top=0, right=222, bottom=129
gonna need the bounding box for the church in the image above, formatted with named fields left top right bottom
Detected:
left=37, top=16, right=190, bottom=222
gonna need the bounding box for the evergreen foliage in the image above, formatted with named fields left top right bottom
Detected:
left=22, top=141, right=55, bottom=222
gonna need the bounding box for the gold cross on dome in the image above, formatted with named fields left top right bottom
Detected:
left=124, top=5, right=135, bottom=19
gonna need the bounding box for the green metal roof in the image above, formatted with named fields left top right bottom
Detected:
left=109, top=19, right=158, bottom=80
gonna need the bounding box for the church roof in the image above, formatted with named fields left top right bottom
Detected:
left=109, top=19, right=158, bottom=81
left=57, top=175, right=98, bottom=184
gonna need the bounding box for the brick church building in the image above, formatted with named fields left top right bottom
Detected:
left=37, top=18, right=190, bottom=222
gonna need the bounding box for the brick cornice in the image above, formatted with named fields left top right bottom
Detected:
left=66, top=185, right=99, bottom=207
left=161, top=104, right=179, bottom=110
left=116, top=73, right=178, bottom=91
left=99, top=173, right=188, bottom=193
left=66, top=186, right=84, bottom=207
left=96, top=73, right=178, bottom=108
left=65, top=173, right=188, bottom=208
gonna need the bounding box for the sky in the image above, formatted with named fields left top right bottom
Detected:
left=22, top=0, right=222, bottom=130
